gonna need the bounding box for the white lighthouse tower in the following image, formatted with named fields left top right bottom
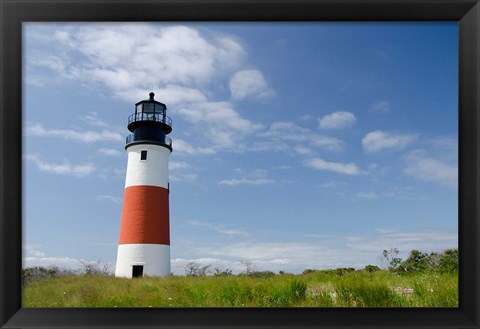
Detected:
left=115, top=92, right=173, bottom=278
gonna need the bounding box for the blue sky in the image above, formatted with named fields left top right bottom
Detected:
left=23, top=22, right=458, bottom=274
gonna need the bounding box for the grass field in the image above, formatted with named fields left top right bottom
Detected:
left=22, top=270, right=458, bottom=307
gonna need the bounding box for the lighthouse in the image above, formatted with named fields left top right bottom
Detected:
left=115, top=92, right=173, bottom=278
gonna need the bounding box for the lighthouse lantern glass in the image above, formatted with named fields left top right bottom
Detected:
left=135, top=104, right=142, bottom=115
left=155, top=103, right=164, bottom=114
left=143, top=102, right=155, bottom=113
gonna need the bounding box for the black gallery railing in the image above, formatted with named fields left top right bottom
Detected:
left=128, top=112, right=172, bottom=127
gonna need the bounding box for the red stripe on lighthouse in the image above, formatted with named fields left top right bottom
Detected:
left=119, top=185, right=170, bottom=245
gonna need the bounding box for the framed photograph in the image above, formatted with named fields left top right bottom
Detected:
left=1, top=0, right=479, bottom=328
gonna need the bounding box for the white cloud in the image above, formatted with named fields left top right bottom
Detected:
left=28, top=55, right=67, bottom=75
left=229, top=69, right=275, bottom=100
left=173, top=139, right=216, bottom=155
left=219, top=167, right=274, bottom=187
left=304, top=158, right=360, bottom=175
left=318, top=181, right=343, bottom=188
left=170, top=173, right=197, bottom=182
left=96, top=195, right=122, bottom=204
left=344, top=228, right=458, bottom=255
left=427, top=136, right=458, bottom=163
left=371, top=101, right=390, bottom=113
left=218, top=178, right=274, bottom=187
left=260, top=122, right=311, bottom=142
left=80, top=112, right=109, bottom=128
left=23, top=228, right=457, bottom=274
left=356, top=192, right=379, bottom=199
left=362, top=130, right=417, bottom=153
left=26, top=24, right=276, bottom=155
left=25, top=154, right=95, bottom=177
left=318, top=111, right=356, bottom=129
left=186, top=227, right=457, bottom=273
left=310, top=135, right=344, bottom=150
left=294, top=146, right=314, bottom=155
left=98, top=148, right=123, bottom=157
left=28, top=24, right=247, bottom=104
left=169, top=161, right=190, bottom=170
left=117, top=85, right=207, bottom=105
left=249, top=140, right=290, bottom=152
left=24, top=244, right=46, bottom=257
left=260, top=121, right=343, bottom=152
left=23, top=256, right=84, bottom=269
left=188, top=220, right=251, bottom=238
left=216, top=228, right=250, bottom=237
left=177, top=102, right=264, bottom=151
left=25, top=122, right=123, bottom=143
left=23, top=256, right=113, bottom=273
left=403, top=150, right=457, bottom=189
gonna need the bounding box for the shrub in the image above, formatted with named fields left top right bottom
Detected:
left=184, top=263, right=211, bottom=276
left=21, top=266, right=78, bottom=286
left=382, top=248, right=402, bottom=272
left=397, top=250, right=430, bottom=273
left=438, top=249, right=458, bottom=273
left=249, top=271, right=276, bottom=278
left=22, top=266, right=59, bottom=286
left=79, top=260, right=111, bottom=276
left=364, top=265, right=380, bottom=273
left=335, top=268, right=356, bottom=276
left=213, top=268, right=233, bottom=276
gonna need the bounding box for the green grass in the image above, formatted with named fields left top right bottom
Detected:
left=22, top=271, right=458, bottom=307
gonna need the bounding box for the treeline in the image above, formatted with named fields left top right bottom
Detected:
left=22, top=248, right=458, bottom=286
left=379, top=248, right=458, bottom=274
left=303, top=248, right=457, bottom=276
left=184, top=248, right=458, bottom=278
left=22, top=260, right=111, bottom=287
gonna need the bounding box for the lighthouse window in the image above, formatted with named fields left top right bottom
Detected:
left=141, top=150, right=147, bottom=160
left=143, top=102, right=155, bottom=113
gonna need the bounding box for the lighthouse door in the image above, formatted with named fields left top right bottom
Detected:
left=132, top=265, right=144, bottom=278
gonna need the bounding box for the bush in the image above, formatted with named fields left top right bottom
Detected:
left=213, top=268, right=233, bottom=276
left=22, top=266, right=59, bottom=286
left=382, top=248, right=402, bottom=272
left=184, top=263, right=211, bottom=276
left=335, top=268, right=356, bottom=276
left=364, top=265, right=380, bottom=273
left=381, top=248, right=458, bottom=275
left=79, top=260, right=111, bottom=276
left=397, top=250, right=430, bottom=273
left=21, top=266, right=80, bottom=286
left=249, top=271, right=276, bottom=278
left=438, top=249, right=458, bottom=273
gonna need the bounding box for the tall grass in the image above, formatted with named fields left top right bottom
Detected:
left=22, top=270, right=457, bottom=307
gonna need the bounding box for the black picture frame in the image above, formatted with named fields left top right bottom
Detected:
left=1, top=0, right=478, bottom=328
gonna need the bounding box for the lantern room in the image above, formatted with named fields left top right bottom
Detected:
left=127, top=92, right=172, bottom=134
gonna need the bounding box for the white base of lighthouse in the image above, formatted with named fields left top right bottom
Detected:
left=115, top=244, right=170, bottom=278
